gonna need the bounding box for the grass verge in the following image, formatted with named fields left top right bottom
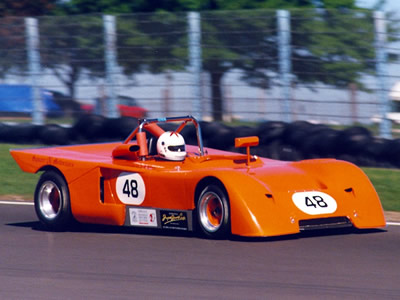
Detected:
left=1, top=144, right=40, bottom=199
left=363, top=168, right=400, bottom=212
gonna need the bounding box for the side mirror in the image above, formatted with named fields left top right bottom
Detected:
left=235, top=136, right=259, bottom=166
left=235, top=136, right=259, bottom=148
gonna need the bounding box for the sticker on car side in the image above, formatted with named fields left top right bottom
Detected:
left=160, top=210, right=189, bottom=231
left=116, top=172, right=146, bottom=205
left=128, top=208, right=157, bottom=227
left=292, top=191, right=337, bottom=215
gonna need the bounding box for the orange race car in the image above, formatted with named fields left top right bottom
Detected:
left=10, top=115, right=386, bottom=239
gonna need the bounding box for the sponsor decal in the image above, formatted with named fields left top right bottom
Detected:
left=52, top=158, right=74, bottom=167
left=32, top=156, right=74, bottom=167
left=129, top=208, right=157, bottom=227
left=292, top=191, right=337, bottom=215
left=32, top=156, right=48, bottom=163
left=160, top=210, right=188, bottom=230
left=116, top=172, right=146, bottom=205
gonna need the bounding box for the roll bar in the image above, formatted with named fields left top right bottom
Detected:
left=123, top=115, right=204, bottom=156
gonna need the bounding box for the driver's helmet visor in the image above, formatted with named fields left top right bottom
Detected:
left=168, top=145, right=186, bottom=152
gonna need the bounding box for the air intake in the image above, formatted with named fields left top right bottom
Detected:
left=299, top=217, right=352, bottom=231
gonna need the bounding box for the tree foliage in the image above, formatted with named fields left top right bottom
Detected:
left=290, top=9, right=376, bottom=90
left=0, top=0, right=57, bottom=17
left=39, top=14, right=105, bottom=98
left=0, top=0, right=59, bottom=77
left=116, top=11, right=187, bottom=75
left=58, top=0, right=358, bottom=13
left=54, top=0, right=376, bottom=121
left=200, top=9, right=278, bottom=119
left=0, top=17, right=26, bottom=77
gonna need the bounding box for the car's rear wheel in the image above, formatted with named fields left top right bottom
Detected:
left=197, top=184, right=230, bottom=239
left=34, top=171, right=72, bottom=230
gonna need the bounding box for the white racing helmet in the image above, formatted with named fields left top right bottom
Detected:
left=157, top=131, right=186, bottom=161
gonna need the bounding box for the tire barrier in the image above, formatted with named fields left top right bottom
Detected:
left=6, top=123, right=41, bottom=144
left=2, top=116, right=400, bottom=168
left=37, top=124, right=71, bottom=145
left=0, top=123, right=12, bottom=141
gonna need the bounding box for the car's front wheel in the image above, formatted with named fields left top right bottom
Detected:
left=196, top=184, right=230, bottom=239
left=34, top=171, right=72, bottom=230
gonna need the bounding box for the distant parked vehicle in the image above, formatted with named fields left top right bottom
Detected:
left=371, top=81, right=400, bottom=124
left=47, top=90, right=83, bottom=118
left=0, top=84, right=63, bottom=117
left=81, top=95, right=147, bottom=118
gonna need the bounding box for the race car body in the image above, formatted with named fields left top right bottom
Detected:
left=10, top=116, right=385, bottom=238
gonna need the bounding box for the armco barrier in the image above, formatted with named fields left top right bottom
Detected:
left=2, top=116, right=399, bottom=168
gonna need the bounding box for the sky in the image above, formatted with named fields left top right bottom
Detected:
left=357, top=0, right=400, bottom=12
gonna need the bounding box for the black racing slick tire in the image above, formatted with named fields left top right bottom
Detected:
left=196, top=184, right=230, bottom=239
left=34, top=171, right=73, bottom=230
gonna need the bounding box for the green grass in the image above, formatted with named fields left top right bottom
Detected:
left=1, top=144, right=40, bottom=199
left=0, top=117, right=75, bottom=125
left=363, top=168, right=400, bottom=212
left=1, top=144, right=400, bottom=211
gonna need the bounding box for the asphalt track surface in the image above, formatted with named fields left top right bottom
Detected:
left=1, top=201, right=400, bottom=300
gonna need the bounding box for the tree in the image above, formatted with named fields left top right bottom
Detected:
left=0, top=0, right=57, bottom=17
left=116, top=11, right=187, bottom=75
left=50, top=0, right=320, bottom=120
left=0, top=0, right=60, bottom=78
left=194, top=1, right=376, bottom=120
left=0, top=17, right=26, bottom=77
left=38, top=11, right=188, bottom=105
left=200, top=9, right=278, bottom=120
left=290, top=9, right=376, bottom=90
left=38, top=14, right=105, bottom=100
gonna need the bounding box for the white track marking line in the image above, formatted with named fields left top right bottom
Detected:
left=0, top=201, right=33, bottom=206
left=387, top=222, right=400, bottom=226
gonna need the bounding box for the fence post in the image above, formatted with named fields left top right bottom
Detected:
left=103, top=15, right=120, bottom=118
left=374, top=11, right=392, bottom=139
left=25, top=17, right=44, bottom=125
left=277, top=10, right=292, bottom=123
left=188, top=12, right=203, bottom=120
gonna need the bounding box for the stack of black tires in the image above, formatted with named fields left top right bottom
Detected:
left=1, top=115, right=399, bottom=168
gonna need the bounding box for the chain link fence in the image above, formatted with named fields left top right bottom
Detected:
left=0, top=9, right=399, bottom=137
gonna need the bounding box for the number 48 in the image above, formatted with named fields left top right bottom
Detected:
left=123, top=179, right=138, bottom=198
left=305, top=196, right=328, bottom=208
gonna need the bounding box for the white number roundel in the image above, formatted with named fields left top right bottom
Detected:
left=116, top=172, right=146, bottom=205
left=292, top=191, right=337, bottom=215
